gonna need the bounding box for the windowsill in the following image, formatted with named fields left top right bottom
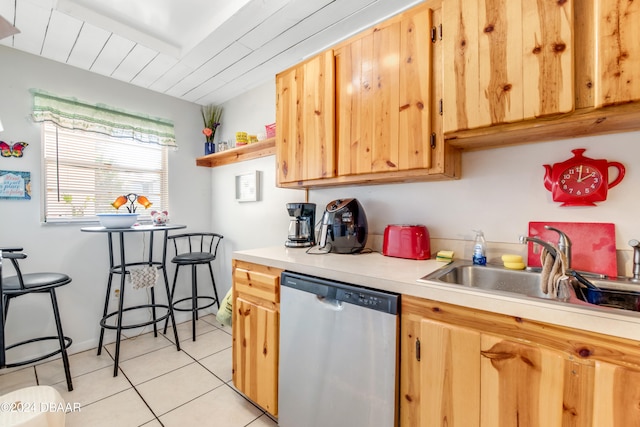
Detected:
left=43, top=218, right=154, bottom=226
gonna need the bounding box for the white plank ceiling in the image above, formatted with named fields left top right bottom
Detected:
left=0, top=0, right=424, bottom=106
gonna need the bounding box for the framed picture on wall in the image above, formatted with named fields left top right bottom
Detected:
left=235, top=171, right=260, bottom=202
left=0, top=170, right=31, bottom=200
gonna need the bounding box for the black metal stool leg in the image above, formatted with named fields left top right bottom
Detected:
left=112, top=271, right=126, bottom=377
left=50, top=289, right=73, bottom=392
left=97, top=272, right=114, bottom=355
left=0, top=295, right=5, bottom=368
left=1, top=296, right=9, bottom=369
left=160, top=260, right=180, bottom=351
left=191, top=264, right=197, bottom=341
left=163, top=264, right=180, bottom=335
left=150, top=285, right=158, bottom=337
left=112, top=233, right=127, bottom=377
left=3, top=295, right=10, bottom=322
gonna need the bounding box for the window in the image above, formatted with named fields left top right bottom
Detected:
left=31, top=89, right=175, bottom=223
left=42, top=122, right=169, bottom=223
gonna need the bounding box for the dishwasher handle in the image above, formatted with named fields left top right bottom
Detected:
left=316, top=295, right=343, bottom=310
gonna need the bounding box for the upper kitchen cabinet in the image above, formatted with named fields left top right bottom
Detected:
left=276, top=0, right=460, bottom=188
left=444, top=0, right=640, bottom=149
left=575, top=0, right=640, bottom=109
left=335, top=5, right=432, bottom=175
left=276, top=51, right=336, bottom=185
left=442, top=0, right=573, bottom=133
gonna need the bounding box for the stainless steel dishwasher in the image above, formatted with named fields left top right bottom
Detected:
left=278, top=271, right=399, bottom=427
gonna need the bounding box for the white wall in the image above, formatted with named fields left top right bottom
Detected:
left=213, top=80, right=640, bottom=296
left=210, top=82, right=305, bottom=296
left=0, top=46, right=217, bottom=356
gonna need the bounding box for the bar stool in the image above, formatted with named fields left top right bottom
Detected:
left=0, top=248, right=73, bottom=392
left=163, top=233, right=223, bottom=341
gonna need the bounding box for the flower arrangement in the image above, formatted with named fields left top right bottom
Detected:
left=201, top=104, right=223, bottom=143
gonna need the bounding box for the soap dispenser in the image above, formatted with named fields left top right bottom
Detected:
left=472, top=230, right=487, bottom=265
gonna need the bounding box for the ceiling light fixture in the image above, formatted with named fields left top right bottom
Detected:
left=0, top=15, right=20, bottom=40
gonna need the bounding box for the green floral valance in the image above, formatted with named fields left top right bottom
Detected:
left=30, top=89, right=177, bottom=148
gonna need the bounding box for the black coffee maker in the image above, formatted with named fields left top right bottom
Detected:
left=318, top=198, right=368, bottom=253
left=285, top=202, right=316, bottom=247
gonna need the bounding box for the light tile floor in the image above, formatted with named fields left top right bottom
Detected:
left=0, top=314, right=278, bottom=427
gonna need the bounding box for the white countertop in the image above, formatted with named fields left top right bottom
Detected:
left=233, top=246, right=640, bottom=341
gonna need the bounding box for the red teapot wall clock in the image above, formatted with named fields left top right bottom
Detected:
left=543, top=148, right=625, bottom=207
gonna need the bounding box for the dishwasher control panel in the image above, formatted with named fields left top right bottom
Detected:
left=282, top=271, right=399, bottom=315
left=337, top=289, right=395, bottom=312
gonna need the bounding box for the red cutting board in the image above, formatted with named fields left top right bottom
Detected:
left=527, top=222, right=617, bottom=277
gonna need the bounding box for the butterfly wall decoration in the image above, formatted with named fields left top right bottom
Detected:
left=0, top=141, right=28, bottom=157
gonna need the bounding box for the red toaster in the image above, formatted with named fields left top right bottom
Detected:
left=382, top=225, right=431, bottom=260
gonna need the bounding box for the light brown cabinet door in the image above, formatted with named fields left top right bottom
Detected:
left=480, top=334, right=593, bottom=427
left=401, top=314, right=481, bottom=427
left=232, top=297, right=279, bottom=416
left=401, top=313, right=594, bottom=427
left=276, top=50, right=335, bottom=184
left=593, top=0, right=640, bottom=107
left=421, top=319, right=481, bottom=426
left=231, top=260, right=282, bottom=417
left=335, top=4, right=433, bottom=176
left=443, top=0, right=573, bottom=133
left=592, top=361, right=640, bottom=426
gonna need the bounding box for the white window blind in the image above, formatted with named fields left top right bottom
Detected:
left=42, top=122, right=169, bottom=223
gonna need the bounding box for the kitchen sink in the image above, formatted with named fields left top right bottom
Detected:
left=419, top=260, right=640, bottom=312
left=420, top=261, right=549, bottom=299
left=574, top=277, right=640, bottom=312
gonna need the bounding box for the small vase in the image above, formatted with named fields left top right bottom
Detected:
left=205, top=142, right=216, bottom=155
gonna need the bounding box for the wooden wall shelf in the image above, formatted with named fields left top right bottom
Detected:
left=196, top=137, right=276, bottom=168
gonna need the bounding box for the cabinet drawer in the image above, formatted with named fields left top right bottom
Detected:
left=233, top=260, right=281, bottom=303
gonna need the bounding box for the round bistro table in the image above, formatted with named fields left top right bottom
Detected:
left=81, top=223, right=186, bottom=376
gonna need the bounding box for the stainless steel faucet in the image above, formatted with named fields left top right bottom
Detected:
left=518, top=235, right=559, bottom=261
left=520, top=233, right=601, bottom=294
left=629, top=239, right=640, bottom=281
left=544, top=226, right=572, bottom=269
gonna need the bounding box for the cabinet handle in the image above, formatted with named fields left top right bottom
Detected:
left=415, top=338, right=421, bottom=362
left=431, top=25, right=443, bottom=43
left=430, top=133, right=436, bottom=149
left=439, top=99, right=443, bottom=115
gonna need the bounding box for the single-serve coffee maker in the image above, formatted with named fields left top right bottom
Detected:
left=285, top=202, right=316, bottom=247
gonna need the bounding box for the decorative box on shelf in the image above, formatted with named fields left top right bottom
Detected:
left=265, top=123, right=276, bottom=138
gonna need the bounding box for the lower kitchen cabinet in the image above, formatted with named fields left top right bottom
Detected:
left=591, top=361, right=640, bottom=426
left=400, top=295, right=640, bottom=427
left=231, top=260, right=283, bottom=417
